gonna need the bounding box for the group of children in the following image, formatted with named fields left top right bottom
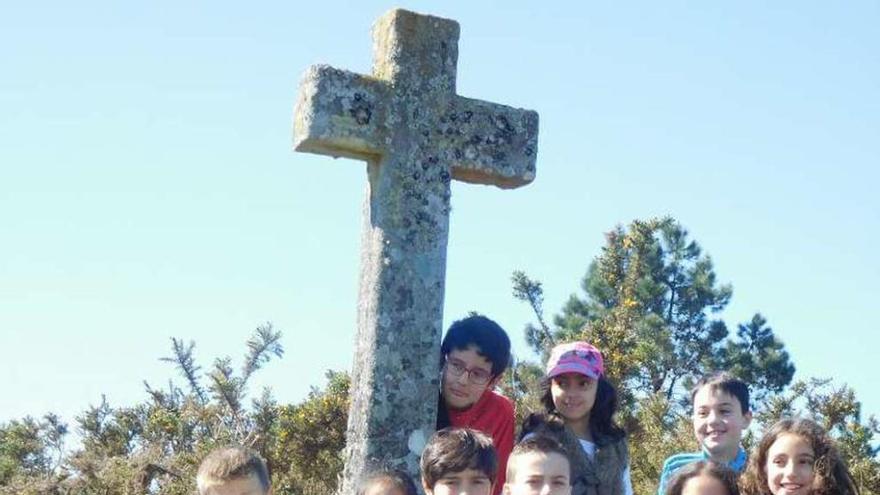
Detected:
left=194, top=315, right=860, bottom=495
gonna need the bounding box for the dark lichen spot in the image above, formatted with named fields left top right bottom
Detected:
left=492, top=151, right=507, bottom=162
left=351, top=108, right=373, bottom=125
left=462, top=111, right=473, bottom=123
left=525, top=146, right=534, bottom=156
left=494, top=115, right=514, bottom=133
left=440, top=170, right=451, bottom=183
left=349, top=93, right=372, bottom=125
left=454, top=148, right=463, bottom=159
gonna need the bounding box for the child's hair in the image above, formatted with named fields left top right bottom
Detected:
left=440, top=315, right=511, bottom=377
left=357, top=468, right=418, bottom=495
left=506, top=435, right=572, bottom=482
left=196, top=446, right=270, bottom=494
left=665, top=460, right=740, bottom=495
left=740, top=417, right=860, bottom=495
left=420, top=427, right=498, bottom=489
left=690, top=371, right=751, bottom=414
left=537, top=375, right=625, bottom=443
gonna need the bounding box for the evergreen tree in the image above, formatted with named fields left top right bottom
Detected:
left=514, top=217, right=794, bottom=407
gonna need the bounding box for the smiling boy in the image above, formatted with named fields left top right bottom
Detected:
left=437, top=315, right=514, bottom=495
left=657, top=372, right=752, bottom=495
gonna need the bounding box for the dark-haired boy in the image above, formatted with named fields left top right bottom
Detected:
left=504, top=436, right=572, bottom=495
left=196, top=446, right=271, bottom=495
left=437, top=315, right=515, bottom=495
left=656, top=372, right=752, bottom=495
left=421, top=427, right=498, bottom=495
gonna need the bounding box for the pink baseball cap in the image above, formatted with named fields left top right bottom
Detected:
left=546, top=342, right=604, bottom=379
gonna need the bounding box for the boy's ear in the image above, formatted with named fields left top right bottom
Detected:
left=422, top=480, right=433, bottom=495
left=743, top=410, right=753, bottom=428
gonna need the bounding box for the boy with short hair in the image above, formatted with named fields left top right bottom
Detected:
left=420, top=427, right=499, bottom=495
left=437, top=315, right=515, bottom=495
left=656, top=372, right=752, bottom=495
left=196, top=446, right=271, bottom=495
left=504, top=436, right=572, bottom=495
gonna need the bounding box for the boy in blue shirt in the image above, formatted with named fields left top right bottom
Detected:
left=657, top=372, right=752, bottom=495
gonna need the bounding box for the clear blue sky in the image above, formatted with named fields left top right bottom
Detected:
left=2, top=1, right=878, bottom=432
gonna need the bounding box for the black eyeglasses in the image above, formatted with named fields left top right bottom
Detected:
left=444, top=356, right=493, bottom=385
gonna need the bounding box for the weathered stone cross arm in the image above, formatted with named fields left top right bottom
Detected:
left=293, top=65, right=389, bottom=162
left=294, top=9, right=538, bottom=191
left=435, top=96, right=538, bottom=189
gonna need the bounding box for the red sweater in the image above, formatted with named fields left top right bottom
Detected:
left=447, top=390, right=515, bottom=495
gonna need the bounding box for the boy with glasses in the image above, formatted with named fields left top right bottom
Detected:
left=437, top=315, right=514, bottom=495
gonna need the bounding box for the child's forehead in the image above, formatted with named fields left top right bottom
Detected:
left=512, top=451, right=569, bottom=470
left=440, top=467, right=491, bottom=479
left=364, top=483, right=404, bottom=495
left=693, top=386, right=741, bottom=407
left=201, top=474, right=267, bottom=495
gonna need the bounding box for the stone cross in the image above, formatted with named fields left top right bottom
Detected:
left=293, top=8, right=538, bottom=492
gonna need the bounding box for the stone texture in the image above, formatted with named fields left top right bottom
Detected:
left=293, top=8, right=539, bottom=493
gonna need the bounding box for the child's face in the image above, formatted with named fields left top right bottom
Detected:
left=681, top=474, right=729, bottom=495
left=550, top=372, right=597, bottom=423
left=442, top=346, right=497, bottom=410
left=765, top=433, right=815, bottom=495
left=201, top=474, right=268, bottom=495
left=504, top=451, right=571, bottom=495
left=425, top=468, right=493, bottom=495
left=692, top=387, right=751, bottom=461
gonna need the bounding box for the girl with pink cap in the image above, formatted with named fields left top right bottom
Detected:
left=519, top=341, right=633, bottom=495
